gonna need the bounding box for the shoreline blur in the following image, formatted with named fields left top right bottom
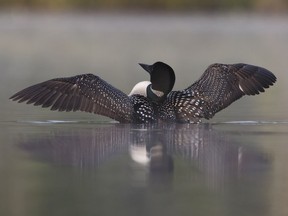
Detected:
left=0, top=0, right=288, bottom=13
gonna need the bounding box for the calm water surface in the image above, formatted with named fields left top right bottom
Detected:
left=0, top=13, right=288, bottom=216
left=1, top=121, right=288, bottom=216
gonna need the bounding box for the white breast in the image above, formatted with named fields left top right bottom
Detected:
left=128, top=81, right=151, bottom=96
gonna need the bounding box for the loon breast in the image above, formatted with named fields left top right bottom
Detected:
left=128, top=81, right=151, bottom=96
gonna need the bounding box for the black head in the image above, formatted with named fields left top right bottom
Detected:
left=139, top=61, right=175, bottom=102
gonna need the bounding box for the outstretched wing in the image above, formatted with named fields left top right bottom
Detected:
left=164, top=63, right=276, bottom=122
left=10, top=74, right=134, bottom=122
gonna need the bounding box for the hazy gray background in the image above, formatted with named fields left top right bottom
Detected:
left=0, top=13, right=285, bottom=122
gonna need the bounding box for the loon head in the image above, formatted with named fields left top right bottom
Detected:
left=139, top=61, right=176, bottom=102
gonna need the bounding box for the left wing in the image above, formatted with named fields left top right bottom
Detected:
left=10, top=74, right=134, bottom=122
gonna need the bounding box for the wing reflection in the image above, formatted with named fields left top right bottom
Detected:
left=18, top=123, right=270, bottom=188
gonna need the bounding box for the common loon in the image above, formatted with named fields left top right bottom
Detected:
left=10, top=62, right=276, bottom=123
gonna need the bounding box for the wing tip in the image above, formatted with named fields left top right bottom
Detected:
left=236, top=64, right=276, bottom=95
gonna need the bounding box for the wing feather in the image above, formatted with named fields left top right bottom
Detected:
left=164, top=63, right=276, bottom=122
left=189, top=63, right=276, bottom=118
left=10, top=74, right=134, bottom=122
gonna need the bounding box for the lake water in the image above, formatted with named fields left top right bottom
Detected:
left=0, top=12, right=288, bottom=216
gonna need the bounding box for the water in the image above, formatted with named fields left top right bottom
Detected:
left=1, top=13, right=288, bottom=216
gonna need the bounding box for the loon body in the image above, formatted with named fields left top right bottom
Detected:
left=10, top=62, right=276, bottom=123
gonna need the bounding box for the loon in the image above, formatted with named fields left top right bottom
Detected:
left=10, top=62, right=276, bottom=123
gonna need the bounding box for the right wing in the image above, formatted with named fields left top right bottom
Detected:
left=187, top=63, right=276, bottom=117
left=162, top=63, right=276, bottom=123
left=10, top=74, right=134, bottom=123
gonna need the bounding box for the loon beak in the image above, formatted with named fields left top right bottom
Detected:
left=139, top=63, right=153, bottom=74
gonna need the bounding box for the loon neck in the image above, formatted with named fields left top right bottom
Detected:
left=128, top=81, right=166, bottom=102
left=147, top=84, right=166, bottom=102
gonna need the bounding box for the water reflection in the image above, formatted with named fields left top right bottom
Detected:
left=17, top=123, right=270, bottom=189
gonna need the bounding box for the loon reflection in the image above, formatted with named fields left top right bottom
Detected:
left=18, top=123, right=270, bottom=187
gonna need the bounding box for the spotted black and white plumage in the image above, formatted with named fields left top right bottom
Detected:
left=10, top=74, right=155, bottom=123
left=157, top=63, right=276, bottom=123
left=10, top=62, right=276, bottom=123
